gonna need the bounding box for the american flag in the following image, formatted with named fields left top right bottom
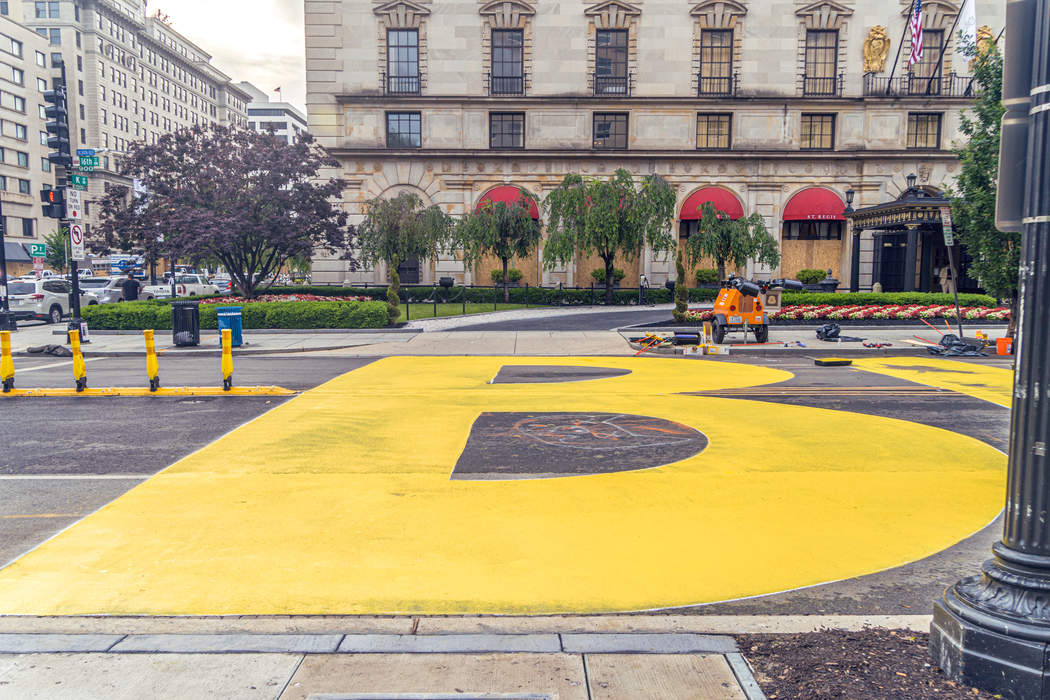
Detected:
left=908, top=0, right=924, bottom=67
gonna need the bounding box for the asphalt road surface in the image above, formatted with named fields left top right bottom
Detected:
left=0, top=352, right=1014, bottom=617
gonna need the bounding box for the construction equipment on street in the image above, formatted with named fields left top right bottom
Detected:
left=710, top=276, right=803, bottom=344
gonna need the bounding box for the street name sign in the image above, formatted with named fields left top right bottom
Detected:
left=69, top=223, right=85, bottom=261
left=78, top=156, right=99, bottom=170
left=71, top=174, right=88, bottom=191
left=940, top=206, right=955, bottom=247
left=76, top=148, right=95, bottom=157
left=66, top=188, right=82, bottom=219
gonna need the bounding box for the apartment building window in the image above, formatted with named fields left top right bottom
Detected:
left=17, top=177, right=28, bottom=193
left=0, top=2, right=7, bottom=15
left=489, top=112, right=524, bottom=149
left=15, top=150, right=27, bottom=167
left=593, top=112, right=628, bottom=150
left=386, top=29, right=419, bottom=94
left=35, top=51, right=45, bottom=67
left=36, top=28, right=60, bottom=45
left=13, top=123, right=24, bottom=139
left=784, top=221, right=843, bottom=240
left=386, top=111, right=421, bottom=148
left=20, top=217, right=31, bottom=236
left=4, top=37, right=20, bottom=58
left=41, top=156, right=49, bottom=171
left=699, top=30, right=733, bottom=95
left=491, top=30, right=524, bottom=95
left=800, top=113, right=835, bottom=150
left=38, top=130, right=46, bottom=144
left=34, top=1, right=59, bottom=18
left=910, top=30, right=944, bottom=95
left=693, top=113, right=731, bottom=149
left=907, top=113, right=942, bottom=149
left=36, top=77, right=46, bottom=92
left=7, top=66, right=21, bottom=85
left=11, top=94, right=23, bottom=112
left=595, top=30, right=628, bottom=95
left=803, top=30, right=838, bottom=95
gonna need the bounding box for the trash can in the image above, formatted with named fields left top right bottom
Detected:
left=171, top=300, right=200, bottom=347
left=216, top=306, right=243, bottom=347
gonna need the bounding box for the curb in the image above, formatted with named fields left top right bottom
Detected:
left=84, top=328, right=421, bottom=336
left=13, top=344, right=368, bottom=358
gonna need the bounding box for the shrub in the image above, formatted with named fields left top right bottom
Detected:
left=695, top=268, right=719, bottom=285
left=780, top=291, right=998, bottom=308
left=81, top=300, right=389, bottom=330
left=796, top=269, right=827, bottom=285
left=673, top=252, right=689, bottom=323
left=590, top=268, right=626, bottom=284
left=490, top=268, right=524, bottom=284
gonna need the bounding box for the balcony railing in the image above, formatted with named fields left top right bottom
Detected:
left=593, top=73, right=632, bottom=97
left=802, top=73, right=845, bottom=97
left=863, top=71, right=974, bottom=98
left=382, top=72, right=421, bottom=95
left=487, top=73, right=526, bottom=96
left=697, top=72, right=739, bottom=97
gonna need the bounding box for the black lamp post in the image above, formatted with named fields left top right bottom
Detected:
left=845, top=189, right=859, bottom=293
left=844, top=188, right=855, bottom=214
left=905, top=172, right=918, bottom=192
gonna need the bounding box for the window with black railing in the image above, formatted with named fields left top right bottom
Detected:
left=386, top=29, right=419, bottom=94
left=699, top=29, right=733, bottom=95
left=803, top=29, right=838, bottom=95
left=386, top=111, right=421, bottom=148
left=909, top=29, right=943, bottom=95
left=489, top=112, right=524, bottom=149
left=491, top=29, right=524, bottom=95
left=594, top=29, right=629, bottom=95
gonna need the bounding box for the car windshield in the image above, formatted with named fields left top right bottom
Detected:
left=8, top=282, right=35, bottom=295
left=79, top=279, right=108, bottom=288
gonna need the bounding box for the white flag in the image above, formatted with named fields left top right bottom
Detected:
left=958, top=0, right=978, bottom=50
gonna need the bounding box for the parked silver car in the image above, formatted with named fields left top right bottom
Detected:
left=7, top=278, right=98, bottom=324
left=77, top=276, right=156, bottom=303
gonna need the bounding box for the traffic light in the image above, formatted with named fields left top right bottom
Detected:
left=44, top=86, right=72, bottom=169
left=40, top=187, right=65, bottom=219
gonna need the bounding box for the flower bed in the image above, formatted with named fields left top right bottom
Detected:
left=683, top=304, right=1011, bottom=323
left=199, top=294, right=371, bottom=304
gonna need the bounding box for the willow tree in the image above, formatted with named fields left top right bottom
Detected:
left=457, top=192, right=541, bottom=302
left=543, top=169, right=676, bottom=304
left=685, top=202, right=780, bottom=282
left=356, top=191, right=455, bottom=321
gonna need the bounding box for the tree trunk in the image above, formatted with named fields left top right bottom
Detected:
left=1008, top=295, right=1019, bottom=339
left=502, top=257, right=510, bottom=304
left=717, top=259, right=726, bottom=283
left=604, top=258, right=615, bottom=305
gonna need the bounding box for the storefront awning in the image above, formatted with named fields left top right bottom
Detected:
left=783, top=188, right=846, bottom=221
left=3, top=241, right=31, bottom=263
left=476, top=185, right=540, bottom=219
left=679, top=187, right=744, bottom=220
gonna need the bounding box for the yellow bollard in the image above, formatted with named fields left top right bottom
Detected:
left=143, top=329, right=160, bottom=392
left=69, top=329, right=87, bottom=392
left=221, top=328, right=233, bottom=391
left=1, top=330, right=14, bottom=393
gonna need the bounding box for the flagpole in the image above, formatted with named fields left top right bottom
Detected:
left=885, top=12, right=914, bottom=95
left=926, top=9, right=963, bottom=95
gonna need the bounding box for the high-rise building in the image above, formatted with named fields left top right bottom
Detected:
left=22, top=0, right=250, bottom=241
left=239, top=82, right=308, bottom=144
left=306, top=0, right=1006, bottom=292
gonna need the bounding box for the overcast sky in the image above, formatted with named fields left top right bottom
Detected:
left=157, top=0, right=306, bottom=112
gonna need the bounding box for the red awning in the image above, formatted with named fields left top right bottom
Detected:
left=679, top=187, right=744, bottom=220
left=782, top=188, right=846, bottom=221
left=476, top=185, right=540, bottom=219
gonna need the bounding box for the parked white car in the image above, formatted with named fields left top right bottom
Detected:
left=145, top=274, right=219, bottom=299
left=7, top=278, right=99, bottom=324
left=78, top=276, right=156, bottom=304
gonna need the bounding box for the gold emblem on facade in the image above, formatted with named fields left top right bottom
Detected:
left=863, top=26, right=891, bottom=73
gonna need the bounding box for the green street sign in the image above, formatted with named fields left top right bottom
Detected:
left=71, top=174, right=88, bottom=191
left=28, top=243, right=46, bottom=257
left=78, top=156, right=99, bottom=168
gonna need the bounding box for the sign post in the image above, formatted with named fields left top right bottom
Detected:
left=938, top=206, right=964, bottom=338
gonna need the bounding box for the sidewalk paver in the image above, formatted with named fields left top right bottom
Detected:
left=336, top=634, right=561, bottom=654
left=561, top=633, right=737, bottom=654
left=585, top=653, right=747, bottom=700
left=0, top=634, right=123, bottom=653
left=112, top=633, right=342, bottom=653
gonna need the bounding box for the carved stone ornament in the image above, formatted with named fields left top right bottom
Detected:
left=918, top=164, right=931, bottom=183
left=863, top=25, right=891, bottom=73
left=971, top=24, right=994, bottom=69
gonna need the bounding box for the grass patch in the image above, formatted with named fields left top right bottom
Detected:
left=400, top=302, right=531, bottom=320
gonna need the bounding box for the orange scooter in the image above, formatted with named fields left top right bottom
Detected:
left=711, top=276, right=803, bottom=344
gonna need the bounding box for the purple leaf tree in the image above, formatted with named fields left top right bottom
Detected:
left=93, top=125, right=355, bottom=297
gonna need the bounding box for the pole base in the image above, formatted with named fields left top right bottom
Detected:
left=931, top=566, right=1050, bottom=698
left=0, top=312, right=16, bottom=331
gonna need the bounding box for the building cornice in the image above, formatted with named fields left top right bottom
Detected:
left=334, top=94, right=976, bottom=108
left=326, top=147, right=960, bottom=160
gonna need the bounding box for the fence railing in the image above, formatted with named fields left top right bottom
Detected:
left=487, top=73, right=526, bottom=96
left=593, top=74, right=632, bottom=97
left=862, top=71, right=974, bottom=97
left=381, top=72, right=421, bottom=95
left=697, top=72, right=739, bottom=97
left=802, top=73, right=845, bottom=97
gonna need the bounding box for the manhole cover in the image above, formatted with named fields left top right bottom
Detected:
left=451, top=412, right=708, bottom=480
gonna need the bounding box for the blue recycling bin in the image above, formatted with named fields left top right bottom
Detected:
left=216, top=306, right=243, bottom=347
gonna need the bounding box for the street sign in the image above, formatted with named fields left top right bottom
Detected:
left=66, top=188, right=82, bottom=219
left=76, top=148, right=95, bottom=157
left=71, top=174, right=88, bottom=191
left=78, top=155, right=99, bottom=169
left=940, top=206, right=955, bottom=247
left=69, top=223, right=85, bottom=261
left=28, top=243, right=46, bottom=257
left=33, top=258, right=43, bottom=273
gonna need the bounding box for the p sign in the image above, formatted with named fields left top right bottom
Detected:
left=70, top=223, right=86, bottom=261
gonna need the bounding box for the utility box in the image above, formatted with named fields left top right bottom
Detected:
left=216, top=306, right=243, bottom=347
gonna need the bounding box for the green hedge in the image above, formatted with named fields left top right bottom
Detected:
left=81, top=300, right=389, bottom=330
left=779, top=292, right=999, bottom=308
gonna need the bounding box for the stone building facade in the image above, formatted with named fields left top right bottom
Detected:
left=306, top=0, right=1005, bottom=290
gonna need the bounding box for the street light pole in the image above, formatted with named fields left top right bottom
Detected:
left=929, top=1, right=1050, bottom=697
